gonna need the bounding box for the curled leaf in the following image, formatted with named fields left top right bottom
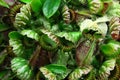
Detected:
left=11, top=57, right=33, bottom=80
left=40, top=29, right=59, bottom=44
left=99, top=59, right=116, bottom=79
left=56, top=32, right=82, bottom=44
left=62, top=5, right=75, bottom=23
left=108, top=64, right=120, bottom=80
left=9, top=31, right=25, bottom=57
left=80, top=19, right=105, bottom=40
left=40, top=67, right=57, bottom=80
left=68, top=66, right=92, bottom=80
left=109, top=17, right=120, bottom=32
left=21, top=29, right=40, bottom=41
left=100, top=40, right=120, bottom=58
left=39, top=35, right=58, bottom=51
left=14, top=4, right=31, bottom=29
left=88, top=0, right=103, bottom=14
left=109, top=17, right=120, bottom=40
left=97, top=22, right=108, bottom=37
left=107, top=2, right=120, bottom=18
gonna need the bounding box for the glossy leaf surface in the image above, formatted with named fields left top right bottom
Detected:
left=31, top=0, right=44, bottom=12
left=43, top=0, right=61, bottom=18
left=46, top=64, right=67, bottom=74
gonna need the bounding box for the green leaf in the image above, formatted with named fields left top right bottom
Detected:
left=9, top=31, right=25, bottom=57
left=99, top=59, right=116, bottom=78
left=14, top=4, right=31, bottom=29
left=69, top=66, right=92, bottom=80
left=83, top=40, right=96, bottom=65
left=9, top=31, right=37, bottom=58
left=0, top=0, right=9, bottom=8
left=19, top=0, right=32, bottom=3
left=95, top=16, right=110, bottom=23
left=0, top=23, right=10, bottom=32
left=76, top=40, right=96, bottom=66
left=9, top=31, right=23, bottom=40
left=56, top=32, right=82, bottom=43
left=53, top=50, right=69, bottom=66
left=31, top=0, right=44, bottom=12
left=46, top=64, right=67, bottom=74
left=100, top=40, right=120, bottom=58
left=80, top=19, right=93, bottom=32
left=11, top=57, right=33, bottom=80
left=20, top=30, right=40, bottom=41
left=40, top=67, right=57, bottom=80
left=100, top=44, right=114, bottom=56
left=35, top=17, right=51, bottom=30
left=9, top=39, right=25, bottom=57
left=107, top=2, right=120, bottom=18
left=80, top=19, right=104, bottom=39
left=97, top=22, right=108, bottom=37
left=43, top=0, right=61, bottom=18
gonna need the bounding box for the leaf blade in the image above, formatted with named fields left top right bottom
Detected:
left=43, top=0, right=61, bottom=18
left=31, top=0, right=45, bottom=12
left=0, top=0, right=9, bottom=8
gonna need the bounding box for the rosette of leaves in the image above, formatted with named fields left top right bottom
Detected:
left=1, top=0, right=120, bottom=80
left=11, top=57, right=33, bottom=80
